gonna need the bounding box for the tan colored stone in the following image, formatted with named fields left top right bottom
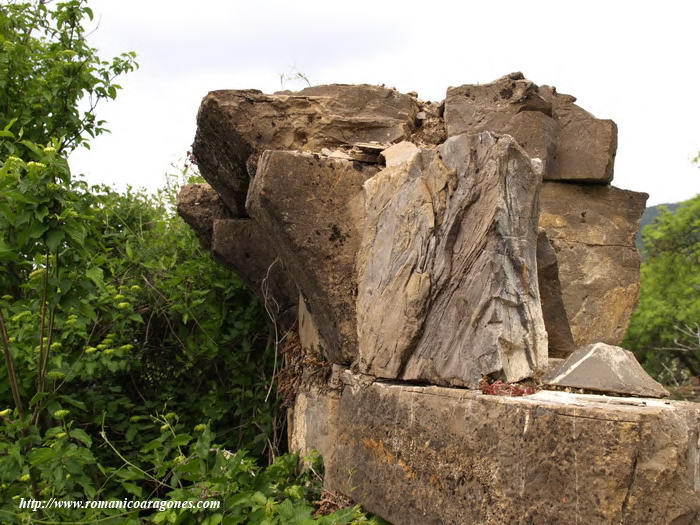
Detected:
left=192, top=85, right=419, bottom=212
left=313, top=372, right=700, bottom=525
left=288, top=385, right=340, bottom=462
left=538, top=182, right=648, bottom=348
left=379, top=140, right=420, bottom=167
left=298, top=293, right=322, bottom=356
left=356, top=132, right=547, bottom=387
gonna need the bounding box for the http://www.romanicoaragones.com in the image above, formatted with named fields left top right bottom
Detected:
left=18, top=497, right=221, bottom=512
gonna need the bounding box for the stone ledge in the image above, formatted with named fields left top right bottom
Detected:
left=291, top=373, right=700, bottom=525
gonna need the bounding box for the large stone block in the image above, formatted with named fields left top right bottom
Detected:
left=192, top=85, right=419, bottom=212
left=539, top=85, right=618, bottom=184
left=356, top=132, right=548, bottom=387
left=303, top=373, right=700, bottom=525
left=538, top=182, right=648, bottom=349
left=444, top=73, right=617, bottom=183
left=288, top=384, right=340, bottom=462
left=247, top=151, right=379, bottom=364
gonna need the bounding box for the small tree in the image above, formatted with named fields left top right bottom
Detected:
left=0, top=0, right=137, bottom=153
left=625, top=193, right=700, bottom=382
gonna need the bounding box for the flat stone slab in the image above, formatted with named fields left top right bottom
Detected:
left=289, top=374, right=700, bottom=525
left=544, top=343, right=670, bottom=398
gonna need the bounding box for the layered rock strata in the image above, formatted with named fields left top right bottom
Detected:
left=356, top=133, right=547, bottom=386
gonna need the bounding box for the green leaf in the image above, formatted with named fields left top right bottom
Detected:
left=171, top=433, right=192, bottom=447
left=85, top=266, right=103, bottom=286
left=126, top=425, right=138, bottom=443
left=122, top=482, right=142, bottom=498
left=28, top=448, right=56, bottom=466
left=46, top=229, right=65, bottom=251
left=69, top=428, right=92, bottom=447
left=65, top=222, right=86, bottom=246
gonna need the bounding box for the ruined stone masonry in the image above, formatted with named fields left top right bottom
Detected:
left=178, top=73, right=700, bottom=524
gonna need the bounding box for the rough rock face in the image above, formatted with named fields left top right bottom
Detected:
left=538, top=182, right=648, bottom=348
left=545, top=343, right=670, bottom=398
left=356, top=132, right=548, bottom=387
left=177, top=184, right=232, bottom=248
left=192, top=84, right=420, bottom=212
left=539, top=85, right=618, bottom=183
left=183, top=75, right=647, bottom=368
left=211, top=219, right=297, bottom=323
left=247, top=150, right=379, bottom=364
left=445, top=72, right=617, bottom=182
left=290, top=373, right=700, bottom=525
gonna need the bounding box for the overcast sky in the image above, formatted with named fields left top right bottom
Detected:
left=69, top=0, right=700, bottom=206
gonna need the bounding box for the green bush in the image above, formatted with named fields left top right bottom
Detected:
left=0, top=1, right=379, bottom=523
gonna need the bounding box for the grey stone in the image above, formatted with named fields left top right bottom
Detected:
left=444, top=73, right=618, bottom=182
left=247, top=150, right=379, bottom=365
left=537, top=231, right=576, bottom=357
left=545, top=342, right=671, bottom=398
left=355, top=132, right=548, bottom=387
left=539, top=85, right=618, bottom=183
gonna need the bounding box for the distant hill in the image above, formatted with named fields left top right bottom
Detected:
left=636, top=201, right=684, bottom=253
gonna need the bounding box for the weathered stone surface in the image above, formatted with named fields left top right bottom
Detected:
left=537, top=231, right=576, bottom=357
left=298, top=293, right=322, bottom=356
left=288, top=384, right=340, bottom=462
left=176, top=184, right=233, bottom=248
left=539, top=85, right=618, bottom=183
left=356, top=132, right=548, bottom=387
left=545, top=343, right=670, bottom=398
left=379, top=140, right=420, bottom=167
left=444, top=73, right=617, bottom=182
left=538, top=182, right=648, bottom=347
left=192, top=85, right=418, bottom=211
left=247, top=151, right=379, bottom=364
left=304, top=373, right=700, bottom=525
left=211, top=218, right=297, bottom=324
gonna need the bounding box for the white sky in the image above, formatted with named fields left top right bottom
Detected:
left=70, top=0, right=700, bottom=206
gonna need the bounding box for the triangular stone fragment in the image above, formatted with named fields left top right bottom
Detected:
left=545, top=343, right=670, bottom=398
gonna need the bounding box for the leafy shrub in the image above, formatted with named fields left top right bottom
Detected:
left=0, top=1, right=379, bottom=523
